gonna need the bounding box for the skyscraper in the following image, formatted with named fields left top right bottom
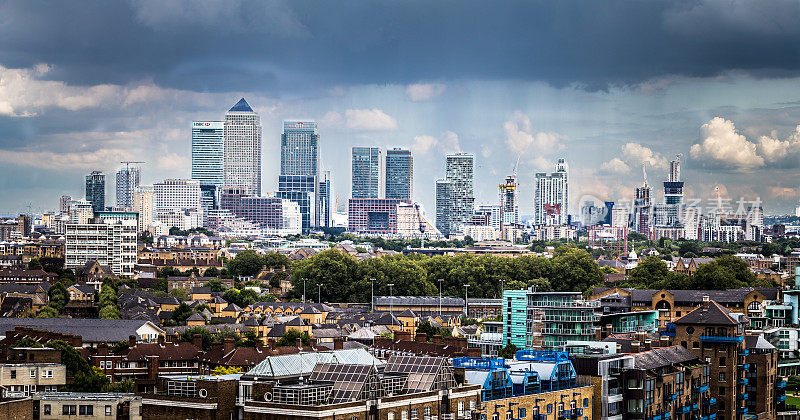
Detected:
left=85, top=171, right=106, bottom=213
left=351, top=147, right=381, bottom=199
left=192, top=120, right=224, bottom=186
left=281, top=121, right=319, bottom=177
left=115, top=165, right=140, bottom=209
left=133, top=186, right=153, bottom=233
left=386, top=148, right=413, bottom=200
left=435, top=153, right=475, bottom=236
left=223, top=98, right=261, bottom=196
left=662, top=154, right=684, bottom=226
left=318, top=171, right=331, bottom=228
left=279, top=121, right=320, bottom=231
left=633, top=165, right=652, bottom=235
left=533, top=159, right=568, bottom=225
left=153, top=179, right=202, bottom=230
left=499, top=174, right=518, bottom=227
left=59, top=195, right=72, bottom=215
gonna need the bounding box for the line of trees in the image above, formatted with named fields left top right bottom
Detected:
left=288, top=247, right=604, bottom=303
left=619, top=254, right=776, bottom=290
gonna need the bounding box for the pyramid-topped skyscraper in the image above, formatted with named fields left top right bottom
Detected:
left=223, top=98, right=262, bottom=196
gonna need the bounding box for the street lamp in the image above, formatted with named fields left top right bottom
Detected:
left=302, top=278, right=307, bottom=303
left=317, top=283, right=322, bottom=303
left=438, top=279, right=444, bottom=317
left=370, top=278, right=376, bottom=312
left=388, top=283, right=395, bottom=331
left=464, top=284, right=470, bottom=317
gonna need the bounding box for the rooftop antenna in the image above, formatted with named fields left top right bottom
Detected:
left=120, top=161, right=145, bottom=171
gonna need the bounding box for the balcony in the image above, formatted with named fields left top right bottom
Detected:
left=777, top=380, right=787, bottom=389
left=738, top=408, right=749, bottom=414
left=739, top=393, right=749, bottom=400
left=678, top=406, right=690, bottom=414
left=693, top=385, right=709, bottom=394
left=665, top=393, right=677, bottom=402
left=738, top=378, right=749, bottom=386
left=699, top=335, right=743, bottom=343
left=569, top=408, right=583, bottom=418
left=690, top=404, right=699, bottom=412
left=778, top=395, right=787, bottom=402
left=663, top=413, right=671, bottom=419
left=738, top=364, right=749, bottom=370
left=705, top=398, right=717, bottom=406
left=532, top=415, right=547, bottom=420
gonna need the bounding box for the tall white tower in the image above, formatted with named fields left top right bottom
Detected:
left=533, top=159, right=568, bottom=225
left=223, top=98, right=262, bottom=196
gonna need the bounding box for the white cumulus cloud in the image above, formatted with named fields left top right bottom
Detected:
left=600, top=157, right=631, bottom=174
left=411, top=131, right=461, bottom=155
left=690, top=117, right=765, bottom=171
left=322, top=109, right=398, bottom=131
left=757, top=125, right=800, bottom=168
left=405, top=83, right=446, bottom=101
left=503, top=111, right=566, bottom=156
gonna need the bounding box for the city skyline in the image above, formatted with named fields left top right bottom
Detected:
left=7, top=2, right=800, bottom=216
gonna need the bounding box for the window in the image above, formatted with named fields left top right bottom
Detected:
left=506, top=411, right=512, bottom=420
left=43, top=370, right=53, bottom=379
left=30, top=370, right=36, bottom=378
left=492, top=414, right=499, bottom=420
left=105, top=405, right=112, bottom=416
left=43, top=404, right=51, bottom=415
left=63, top=405, right=77, bottom=416
left=388, top=412, right=395, bottom=420
left=402, top=410, right=409, bottom=420
left=424, top=407, right=431, bottom=417
left=719, top=372, right=725, bottom=382
left=584, top=398, right=589, bottom=407
left=547, top=404, right=553, bottom=414
left=719, top=386, right=725, bottom=394
left=79, top=405, right=93, bottom=415
left=10, top=370, right=16, bottom=379
left=411, top=408, right=418, bottom=419
left=519, top=408, right=526, bottom=419
left=719, top=357, right=726, bottom=366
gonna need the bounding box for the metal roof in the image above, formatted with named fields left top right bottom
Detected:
left=243, top=348, right=383, bottom=379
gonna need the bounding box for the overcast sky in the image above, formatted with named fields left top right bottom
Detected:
left=4, top=0, right=800, bottom=216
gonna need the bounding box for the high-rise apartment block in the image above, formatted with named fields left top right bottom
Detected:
left=499, top=175, right=518, bottom=227
left=633, top=166, right=652, bottom=235
left=133, top=186, right=153, bottom=233
left=220, top=187, right=301, bottom=236
left=435, top=153, right=475, bottom=237
left=115, top=165, right=140, bottom=209
left=351, top=147, right=382, bottom=199
left=192, top=120, right=224, bottom=186
left=223, top=99, right=261, bottom=196
left=533, top=159, right=568, bottom=226
left=385, top=148, right=413, bottom=200
left=59, top=195, right=72, bottom=215
left=85, top=171, right=106, bottom=213
left=65, top=212, right=137, bottom=277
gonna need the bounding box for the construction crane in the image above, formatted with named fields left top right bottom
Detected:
left=120, top=161, right=145, bottom=171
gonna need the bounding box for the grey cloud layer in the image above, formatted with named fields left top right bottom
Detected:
left=4, top=1, right=800, bottom=93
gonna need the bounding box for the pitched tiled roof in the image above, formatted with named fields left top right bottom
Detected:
left=632, top=346, right=698, bottom=370
left=124, top=342, right=201, bottom=361
left=200, top=345, right=269, bottom=367
left=674, top=301, right=743, bottom=326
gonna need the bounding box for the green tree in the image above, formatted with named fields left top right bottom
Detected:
left=204, top=267, right=220, bottom=277
left=205, top=279, right=227, bottom=292
left=290, top=249, right=361, bottom=301
left=47, top=282, right=69, bottom=312
left=103, top=378, right=135, bottom=393
left=788, top=375, right=800, bottom=391
left=550, top=247, right=604, bottom=293
left=158, top=266, right=182, bottom=278
left=99, top=306, right=121, bottom=319
left=416, top=321, right=439, bottom=341
left=178, top=326, right=215, bottom=350
left=498, top=343, right=519, bottom=359
left=626, top=256, right=670, bottom=287
left=227, top=250, right=264, bottom=277
left=263, top=252, right=290, bottom=270
left=172, top=303, right=194, bottom=324
left=277, top=330, right=311, bottom=347
left=691, top=255, right=755, bottom=289
left=36, top=305, right=60, bottom=318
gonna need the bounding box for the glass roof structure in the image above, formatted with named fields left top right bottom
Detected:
left=242, top=349, right=383, bottom=380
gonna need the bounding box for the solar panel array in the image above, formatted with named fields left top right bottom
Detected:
left=310, top=364, right=375, bottom=403
left=384, top=355, right=443, bottom=374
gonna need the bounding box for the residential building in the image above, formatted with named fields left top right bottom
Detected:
left=347, top=198, right=409, bottom=235
left=220, top=187, right=302, bottom=236
left=34, top=393, right=142, bottom=419
left=436, top=153, right=475, bottom=237
left=318, top=170, right=331, bottom=228
left=85, top=170, right=106, bottom=213
left=153, top=179, right=202, bottom=230
left=396, top=202, right=442, bottom=239
left=276, top=176, right=316, bottom=232
left=68, top=199, right=94, bottom=225
left=133, top=186, right=153, bottom=233
left=502, top=289, right=598, bottom=349
left=534, top=158, right=568, bottom=226
left=632, top=167, right=651, bottom=236
left=499, top=174, right=518, bottom=228
left=672, top=299, right=762, bottom=420
left=386, top=148, right=413, bottom=200
left=59, top=195, right=72, bottom=214
left=65, top=213, right=138, bottom=276
left=115, top=165, right=140, bottom=209
left=351, top=146, right=382, bottom=198
left=458, top=351, right=594, bottom=420
left=0, top=362, right=67, bottom=397
left=0, top=215, right=31, bottom=241
left=224, top=98, right=262, bottom=196
left=191, top=120, right=224, bottom=186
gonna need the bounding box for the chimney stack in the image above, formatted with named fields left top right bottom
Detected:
left=192, top=334, right=203, bottom=349
left=631, top=341, right=641, bottom=353
left=333, top=337, right=344, bottom=350
left=223, top=337, right=235, bottom=354
left=128, top=335, right=137, bottom=347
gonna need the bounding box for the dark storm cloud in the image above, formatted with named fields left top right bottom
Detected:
left=3, top=0, right=800, bottom=93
